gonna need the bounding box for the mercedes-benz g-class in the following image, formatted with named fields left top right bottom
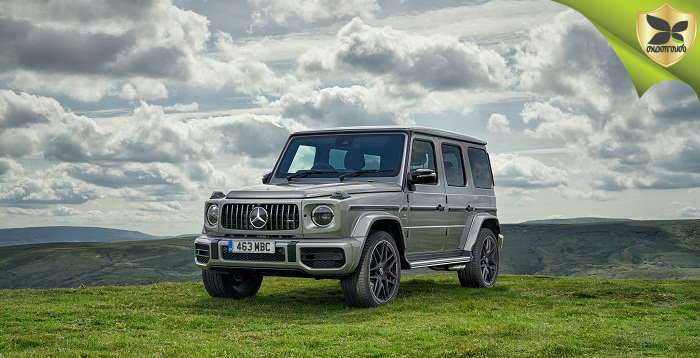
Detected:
left=195, top=126, right=503, bottom=307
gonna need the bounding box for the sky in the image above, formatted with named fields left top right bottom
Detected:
left=1, top=0, right=699, bottom=236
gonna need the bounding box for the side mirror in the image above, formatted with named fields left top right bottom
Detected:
left=410, top=168, right=437, bottom=185
left=262, top=171, right=272, bottom=184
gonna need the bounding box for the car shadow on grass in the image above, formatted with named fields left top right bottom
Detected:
left=181, top=275, right=512, bottom=323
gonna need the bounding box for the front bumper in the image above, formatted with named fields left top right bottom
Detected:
left=194, top=235, right=363, bottom=277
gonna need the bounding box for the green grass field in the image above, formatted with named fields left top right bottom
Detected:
left=1, top=274, right=698, bottom=357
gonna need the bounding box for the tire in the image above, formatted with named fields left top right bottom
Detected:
left=458, top=228, right=499, bottom=288
left=341, top=230, right=401, bottom=307
left=202, top=269, right=263, bottom=299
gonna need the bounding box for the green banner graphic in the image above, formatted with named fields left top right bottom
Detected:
left=553, top=0, right=699, bottom=100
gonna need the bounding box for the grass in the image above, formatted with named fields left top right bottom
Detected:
left=1, top=274, right=699, bottom=357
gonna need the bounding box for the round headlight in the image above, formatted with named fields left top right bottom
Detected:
left=206, top=204, right=219, bottom=226
left=311, top=205, right=334, bottom=227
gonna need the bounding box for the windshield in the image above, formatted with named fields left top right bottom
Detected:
left=274, top=133, right=406, bottom=181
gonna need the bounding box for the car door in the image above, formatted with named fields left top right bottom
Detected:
left=405, top=136, right=448, bottom=254
left=440, top=141, right=474, bottom=251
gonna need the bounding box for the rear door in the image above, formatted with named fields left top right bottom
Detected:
left=440, top=141, right=473, bottom=250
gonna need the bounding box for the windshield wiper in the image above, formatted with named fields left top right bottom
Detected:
left=286, top=170, right=338, bottom=181
left=339, top=169, right=394, bottom=182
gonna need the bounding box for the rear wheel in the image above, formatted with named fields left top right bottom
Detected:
left=458, top=228, right=499, bottom=288
left=341, top=230, right=401, bottom=307
left=202, top=269, right=263, bottom=299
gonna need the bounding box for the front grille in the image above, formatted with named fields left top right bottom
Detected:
left=221, top=246, right=286, bottom=262
left=195, top=243, right=210, bottom=264
left=220, top=204, right=300, bottom=231
left=300, top=248, right=345, bottom=268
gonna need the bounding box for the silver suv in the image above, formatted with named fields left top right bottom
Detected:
left=195, top=126, right=503, bottom=307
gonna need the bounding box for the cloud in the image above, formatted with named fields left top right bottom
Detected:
left=0, top=158, right=24, bottom=177
left=678, top=206, right=700, bottom=218
left=490, top=153, right=568, bottom=188
left=270, top=85, right=404, bottom=127
left=0, top=90, right=305, bottom=209
left=119, top=78, right=169, bottom=100
left=2, top=206, right=104, bottom=219
left=520, top=101, right=593, bottom=140
left=0, top=90, right=300, bottom=164
left=0, top=171, right=103, bottom=205
left=299, top=18, right=512, bottom=91
left=249, top=0, right=380, bottom=27
left=514, top=10, right=700, bottom=192
left=0, top=0, right=309, bottom=102
left=164, top=102, right=199, bottom=112
left=487, top=113, right=511, bottom=134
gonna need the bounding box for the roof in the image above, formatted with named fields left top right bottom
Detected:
left=292, top=125, right=487, bottom=145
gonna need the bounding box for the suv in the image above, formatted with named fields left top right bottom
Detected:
left=195, top=126, right=503, bottom=307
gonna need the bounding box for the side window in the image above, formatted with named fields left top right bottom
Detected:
left=441, top=144, right=466, bottom=187
left=467, top=147, right=493, bottom=189
left=288, top=145, right=316, bottom=173
left=410, top=140, right=437, bottom=181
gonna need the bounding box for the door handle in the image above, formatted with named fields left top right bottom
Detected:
left=436, top=204, right=445, bottom=212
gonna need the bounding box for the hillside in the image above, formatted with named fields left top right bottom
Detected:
left=0, top=237, right=199, bottom=289
left=499, top=219, right=700, bottom=280
left=1, top=275, right=698, bottom=356
left=0, top=219, right=699, bottom=289
left=521, top=217, right=632, bottom=224
left=0, top=226, right=159, bottom=247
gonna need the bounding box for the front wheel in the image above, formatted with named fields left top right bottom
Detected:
left=458, top=228, right=499, bottom=288
left=202, top=269, right=263, bottom=299
left=341, top=230, right=401, bottom=307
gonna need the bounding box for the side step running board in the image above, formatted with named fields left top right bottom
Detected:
left=408, top=255, right=472, bottom=269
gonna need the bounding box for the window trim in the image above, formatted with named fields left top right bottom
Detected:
left=440, top=143, right=467, bottom=187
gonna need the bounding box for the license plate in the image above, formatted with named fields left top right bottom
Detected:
left=228, top=240, right=276, bottom=254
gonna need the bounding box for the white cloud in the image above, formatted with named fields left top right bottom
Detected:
left=0, top=158, right=24, bottom=177
left=164, top=102, right=199, bottom=112
left=678, top=206, right=700, bottom=218
left=249, top=0, right=379, bottom=27
left=487, top=113, right=511, bottom=134
left=119, top=78, right=169, bottom=100
left=299, top=18, right=513, bottom=91
left=490, top=153, right=568, bottom=188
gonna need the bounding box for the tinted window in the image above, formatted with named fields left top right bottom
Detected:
left=441, top=144, right=466, bottom=186
left=275, top=133, right=405, bottom=179
left=467, top=147, right=493, bottom=189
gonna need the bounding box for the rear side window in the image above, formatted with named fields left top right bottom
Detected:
left=441, top=144, right=466, bottom=186
left=467, top=148, right=493, bottom=189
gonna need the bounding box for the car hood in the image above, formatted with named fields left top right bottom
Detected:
left=225, top=181, right=402, bottom=199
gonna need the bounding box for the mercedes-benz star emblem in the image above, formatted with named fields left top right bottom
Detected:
left=249, top=206, right=268, bottom=229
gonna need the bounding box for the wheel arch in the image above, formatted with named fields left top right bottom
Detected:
left=351, top=213, right=410, bottom=270
left=462, top=213, right=501, bottom=252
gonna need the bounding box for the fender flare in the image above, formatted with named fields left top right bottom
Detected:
left=351, top=211, right=405, bottom=249
left=461, top=212, right=500, bottom=252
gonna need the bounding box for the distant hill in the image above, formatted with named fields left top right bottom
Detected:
left=0, top=236, right=198, bottom=289
left=0, top=220, right=698, bottom=289
left=521, top=217, right=632, bottom=224
left=0, top=226, right=160, bottom=247
left=500, top=220, right=700, bottom=280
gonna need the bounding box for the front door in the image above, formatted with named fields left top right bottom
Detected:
left=405, top=137, right=448, bottom=254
